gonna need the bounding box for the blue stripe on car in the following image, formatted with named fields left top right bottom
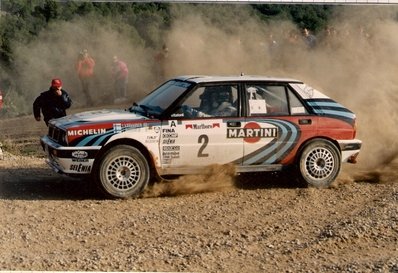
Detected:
left=75, top=131, right=114, bottom=147
left=306, top=99, right=355, bottom=125
left=242, top=119, right=300, bottom=165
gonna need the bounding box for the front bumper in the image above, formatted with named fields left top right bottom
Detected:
left=40, top=135, right=100, bottom=175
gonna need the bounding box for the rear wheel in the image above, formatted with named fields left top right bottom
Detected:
left=96, top=145, right=150, bottom=198
left=297, top=139, right=341, bottom=188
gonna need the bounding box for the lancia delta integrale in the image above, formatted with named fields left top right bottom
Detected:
left=41, top=75, right=362, bottom=198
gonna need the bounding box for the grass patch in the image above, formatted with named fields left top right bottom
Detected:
left=0, top=137, right=44, bottom=157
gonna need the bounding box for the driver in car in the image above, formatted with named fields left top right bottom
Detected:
left=202, top=90, right=236, bottom=116
left=182, top=88, right=236, bottom=118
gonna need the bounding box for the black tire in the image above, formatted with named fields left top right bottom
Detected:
left=297, top=139, right=341, bottom=188
left=96, top=145, right=150, bottom=198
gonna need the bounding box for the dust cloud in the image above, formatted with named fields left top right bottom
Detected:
left=164, top=5, right=398, bottom=188
left=164, top=5, right=398, bottom=191
left=13, top=16, right=157, bottom=108
left=10, top=4, right=398, bottom=194
left=143, top=164, right=236, bottom=198
left=311, top=7, right=398, bottom=184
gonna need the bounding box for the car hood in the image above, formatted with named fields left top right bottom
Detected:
left=51, top=109, right=149, bottom=128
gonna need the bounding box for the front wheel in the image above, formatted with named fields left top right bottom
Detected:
left=297, top=139, right=341, bottom=188
left=96, top=145, right=150, bottom=198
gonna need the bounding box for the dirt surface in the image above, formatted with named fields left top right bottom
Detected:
left=0, top=114, right=397, bottom=273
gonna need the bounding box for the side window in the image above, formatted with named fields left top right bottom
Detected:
left=183, top=87, right=204, bottom=109
left=169, top=87, right=204, bottom=119
left=288, top=89, right=308, bottom=115
left=246, top=84, right=289, bottom=116
left=172, top=85, right=238, bottom=118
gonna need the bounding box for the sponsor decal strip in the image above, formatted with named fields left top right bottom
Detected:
left=242, top=120, right=300, bottom=165
left=227, top=128, right=277, bottom=138
left=72, top=121, right=162, bottom=147
left=67, top=128, right=107, bottom=136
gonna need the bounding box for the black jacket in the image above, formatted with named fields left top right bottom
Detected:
left=33, top=88, right=72, bottom=125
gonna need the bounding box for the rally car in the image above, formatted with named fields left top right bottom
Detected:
left=40, top=75, right=361, bottom=198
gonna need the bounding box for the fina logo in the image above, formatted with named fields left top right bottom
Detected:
left=72, top=150, right=88, bottom=159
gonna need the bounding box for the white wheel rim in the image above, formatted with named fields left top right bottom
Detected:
left=106, top=155, right=141, bottom=191
left=305, top=147, right=335, bottom=180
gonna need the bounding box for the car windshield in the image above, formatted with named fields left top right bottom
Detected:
left=128, top=80, right=193, bottom=118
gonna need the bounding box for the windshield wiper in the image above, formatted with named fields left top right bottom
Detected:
left=128, top=102, right=141, bottom=113
left=128, top=103, right=151, bottom=117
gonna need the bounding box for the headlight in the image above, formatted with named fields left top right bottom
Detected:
left=63, top=131, right=69, bottom=145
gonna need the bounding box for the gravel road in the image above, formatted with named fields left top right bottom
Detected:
left=0, top=150, right=397, bottom=272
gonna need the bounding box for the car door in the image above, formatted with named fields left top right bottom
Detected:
left=241, top=83, right=315, bottom=165
left=160, top=84, right=244, bottom=169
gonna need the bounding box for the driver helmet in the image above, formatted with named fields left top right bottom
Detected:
left=216, top=87, right=232, bottom=104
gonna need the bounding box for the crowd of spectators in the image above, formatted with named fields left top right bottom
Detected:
left=264, top=25, right=372, bottom=54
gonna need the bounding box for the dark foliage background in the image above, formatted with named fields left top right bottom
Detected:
left=0, top=1, right=395, bottom=120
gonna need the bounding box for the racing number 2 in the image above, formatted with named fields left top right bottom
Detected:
left=198, top=134, right=209, bottom=157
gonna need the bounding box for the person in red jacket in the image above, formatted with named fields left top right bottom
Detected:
left=0, top=90, right=3, bottom=110
left=75, top=49, right=95, bottom=106
left=112, top=55, right=129, bottom=102
left=33, top=78, right=72, bottom=126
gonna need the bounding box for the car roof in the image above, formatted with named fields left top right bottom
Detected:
left=174, top=75, right=303, bottom=84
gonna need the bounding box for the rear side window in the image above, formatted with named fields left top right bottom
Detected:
left=288, top=90, right=308, bottom=115
left=245, top=84, right=289, bottom=116
left=245, top=84, right=308, bottom=116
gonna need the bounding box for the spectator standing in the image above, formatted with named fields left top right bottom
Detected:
left=302, top=28, right=317, bottom=49
left=112, top=55, right=129, bottom=102
left=154, top=44, right=169, bottom=82
left=75, top=49, right=95, bottom=106
left=266, top=33, right=280, bottom=66
left=33, top=78, right=72, bottom=126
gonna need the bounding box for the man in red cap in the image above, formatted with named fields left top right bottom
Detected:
left=33, top=78, right=72, bottom=126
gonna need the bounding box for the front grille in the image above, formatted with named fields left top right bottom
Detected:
left=48, top=125, right=67, bottom=145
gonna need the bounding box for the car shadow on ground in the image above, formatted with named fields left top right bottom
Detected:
left=0, top=167, right=301, bottom=201
left=234, top=172, right=300, bottom=190
left=0, top=167, right=95, bottom=200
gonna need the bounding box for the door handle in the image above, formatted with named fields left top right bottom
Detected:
left=227, top=121, right=241, bottom=127
left=299, top=119, right=312, bottom=125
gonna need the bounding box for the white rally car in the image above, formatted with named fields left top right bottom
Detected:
left=41, top=75, right=361, bottom=198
